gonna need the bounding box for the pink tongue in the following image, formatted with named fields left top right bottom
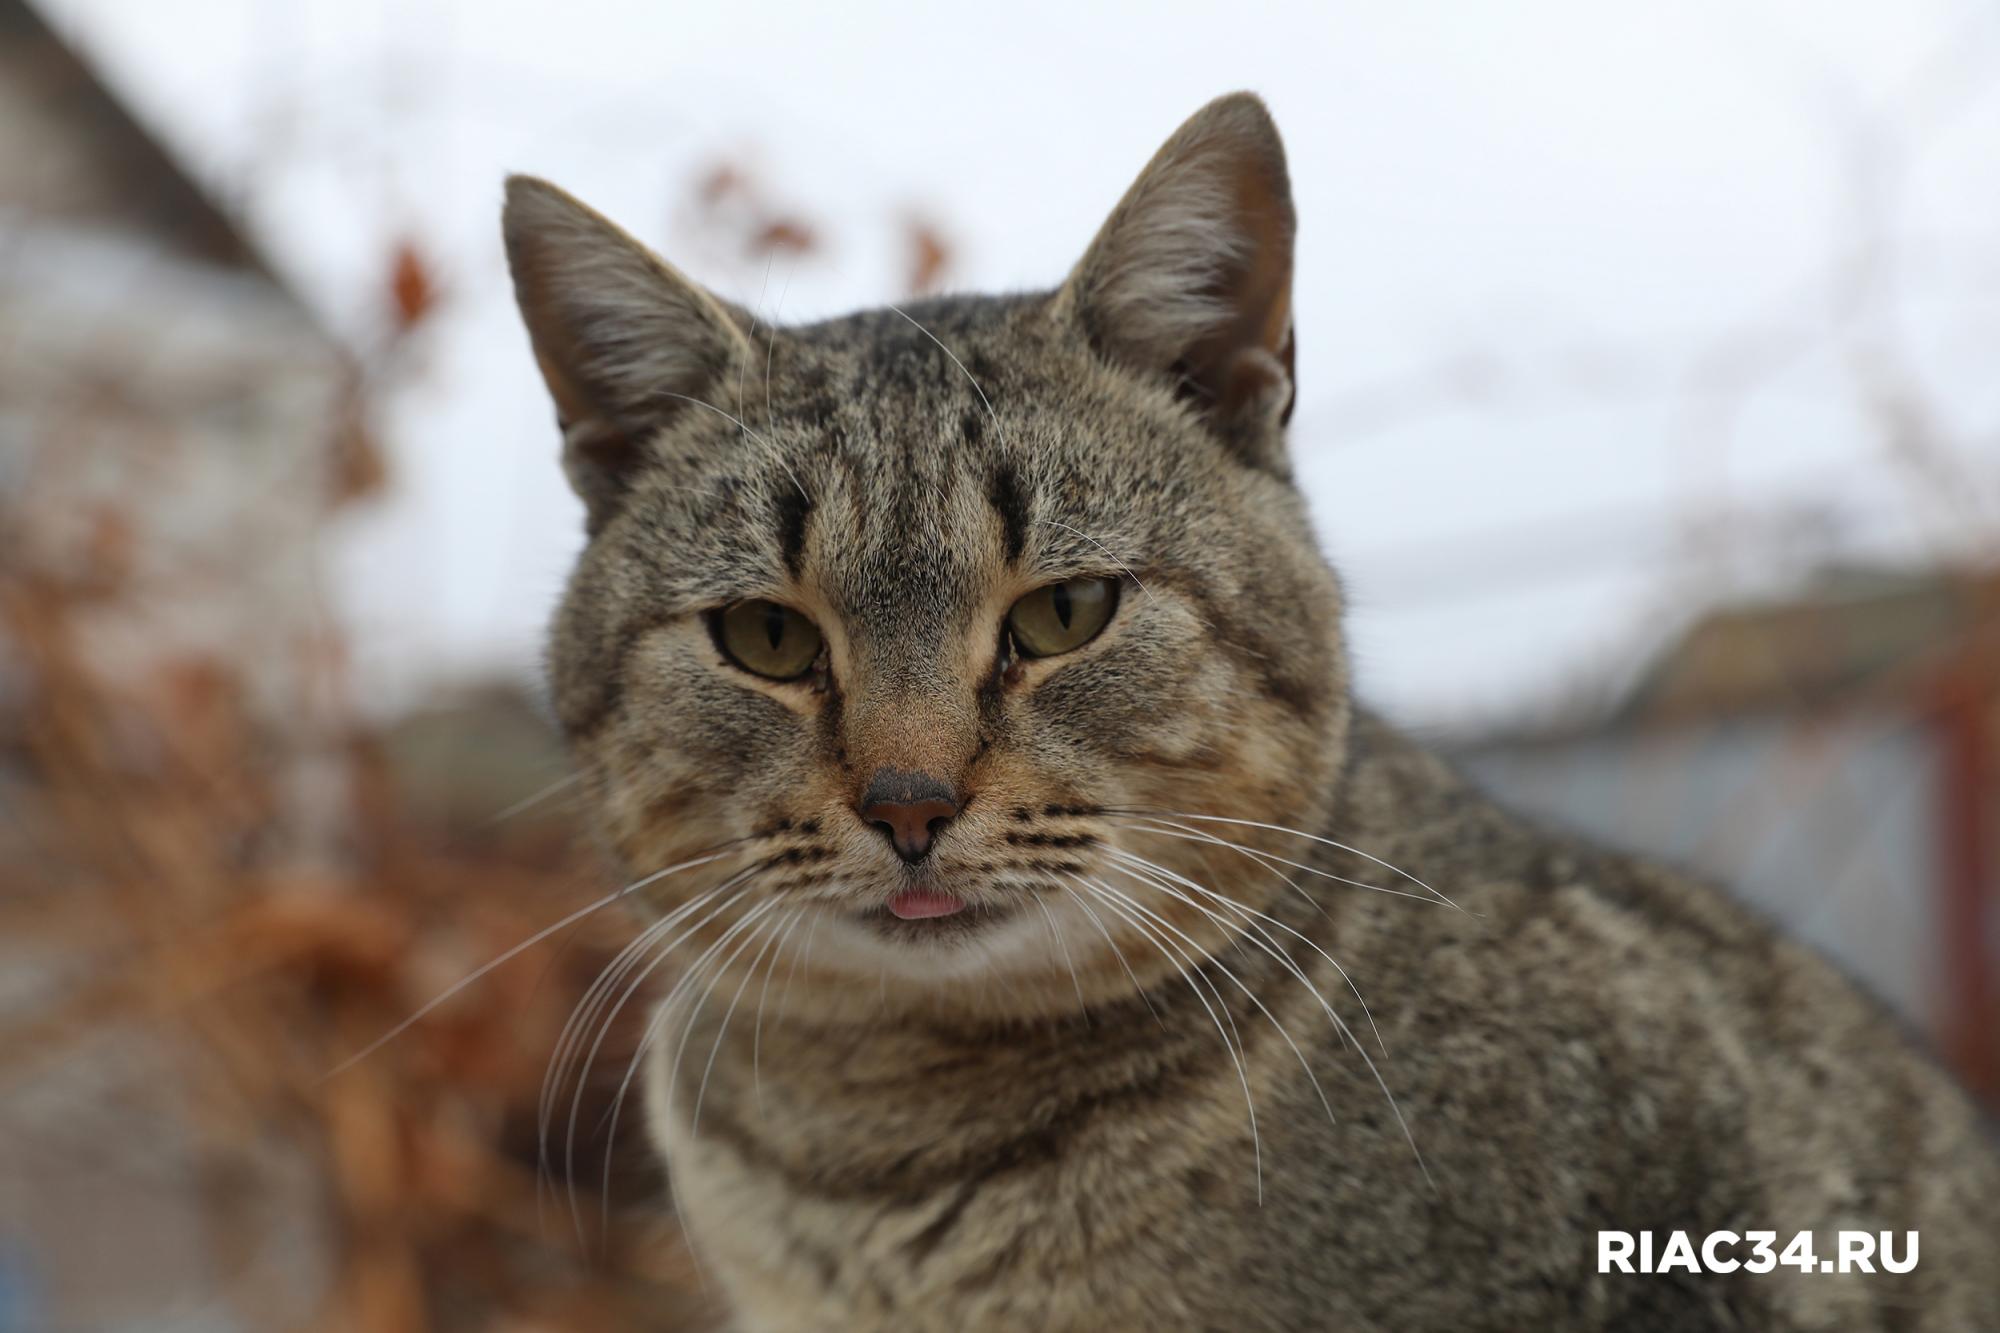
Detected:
left=888, top=889, right=967, bottom=921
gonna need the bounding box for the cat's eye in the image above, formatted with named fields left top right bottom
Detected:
left=1006, top=577, right=1118, bottom=658
left=716, top=599, right=823, bottom=680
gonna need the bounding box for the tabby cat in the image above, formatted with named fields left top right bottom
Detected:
left=500, top=93, right=1999, bottom=1331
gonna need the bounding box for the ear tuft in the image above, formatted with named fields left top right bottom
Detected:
left=502, top=175, right=750, bottom=528
left=1060, top=93, right=1297, bottom=461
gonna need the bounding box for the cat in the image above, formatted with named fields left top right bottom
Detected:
left=501, top=93, right=1999, bottom=1332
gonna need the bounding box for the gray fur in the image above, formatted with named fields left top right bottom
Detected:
left=502, top=92, right=1999, bottom=1331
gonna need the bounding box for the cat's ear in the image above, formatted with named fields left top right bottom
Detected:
left=1059, top=93, right=1296, bottom=462
left=502, top=175, right=752, bottom=528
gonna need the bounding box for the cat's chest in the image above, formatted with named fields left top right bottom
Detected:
left=661, top=1120, right=1063, bottom=1332
left=640, top=1022, right=1249, bottom=1332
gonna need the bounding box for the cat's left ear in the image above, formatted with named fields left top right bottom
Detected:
left=502, top=175, right=754, bottom=531
left=1058, top=92, right=1296, bottom=466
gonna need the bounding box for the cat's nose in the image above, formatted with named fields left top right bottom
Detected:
left=857, top=768, right=961, bottom=864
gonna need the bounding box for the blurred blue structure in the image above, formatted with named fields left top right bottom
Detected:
left=1455, top=564, right=2000, bottom=1103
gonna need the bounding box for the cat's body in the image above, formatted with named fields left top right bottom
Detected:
left=656, top=713, right=1999, bottom=1331
left=502, top=95, right=2000, bottom=1331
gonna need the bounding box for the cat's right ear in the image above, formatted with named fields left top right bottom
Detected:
left=502, top=176, right=751, bottom=530
left=1057, top=93, right=1297, bottom=468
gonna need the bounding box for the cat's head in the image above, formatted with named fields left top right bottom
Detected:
left=503, top=94, right=1349, bottom=1011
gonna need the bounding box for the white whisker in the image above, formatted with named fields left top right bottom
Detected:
left=1114, top=809, right=1467, bottom=915
left=595, top=897, right=782, bottom=1246
left=763, top=260, right=794, bottom=435
left=739, top=252, right=775, bottom=442
left=327, top=845, right=742, bottom=1080
left=1103, top=857, right=1432, bottom=1190
left=1035, top=893, right=1090, bottom=1017
left=652, top=390, right=808, bottom=501
left=621, top=897, right=782, bottom=1145
left=1106, top=848, right=1379, bottom=1057
left=565, top=878, right=763, bottom=1247
left=1078, top=878, right=1263, bottom=1204
left=538, top=877, right=738, bottom=1210
left=1058, top=880, right=1163, bottom=1028
left=1113, top=816, right=1439, bottom=910
left=1089, top=874, right=1340, bottom=1141
left=752, top=907, right=808, bottom=1116
left=1041, top=518, right=1162, bottom=610
left=889, top=304, right=1003, bottom=442
left=543, top=867, right=757, bottom=1172
left=484, top=771, right=581, bottom=826
left=776, top=905, right=822, bottom=1025
left=692, top=911, right=790, bottom=1137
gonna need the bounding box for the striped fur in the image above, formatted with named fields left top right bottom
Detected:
left=503, top=93, right=1999, bottom=1331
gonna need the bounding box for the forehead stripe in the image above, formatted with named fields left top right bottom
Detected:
left=987, top=462, right=1029, bottom=566
left=773, top=479, right=814, bottom=578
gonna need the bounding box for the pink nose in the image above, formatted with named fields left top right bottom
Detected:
left=857, top=769, right=960, bottom=863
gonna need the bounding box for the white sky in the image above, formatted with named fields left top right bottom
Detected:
left=39, top=0, right=2000, bottom=729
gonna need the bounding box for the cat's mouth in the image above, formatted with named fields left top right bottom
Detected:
left=855, top=889, right=1013, bottom=941
left=886, top=888, right=965, bottom=920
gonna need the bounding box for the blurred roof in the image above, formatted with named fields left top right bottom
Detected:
left=1467, top=564, right=2000, bottom=746
left=0, top=0, right=267, bottom=273
left=1620, top=565, right=2000, bottom=722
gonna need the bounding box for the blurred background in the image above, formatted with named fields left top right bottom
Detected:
left=2, top=0, right=1996, bottom=1328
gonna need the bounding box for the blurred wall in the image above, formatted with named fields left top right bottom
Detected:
left=3, top=6, right=364, bottom=1325
left=1, top=0, right=362, bottom=869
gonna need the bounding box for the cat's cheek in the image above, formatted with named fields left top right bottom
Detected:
left=1020, top=632, right=1202, bottom=749
left=573, top=637, right=825, bottom=860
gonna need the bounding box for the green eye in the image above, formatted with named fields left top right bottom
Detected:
left=717, top=600, right=823, bottom=680
left=1006, top=577, right=1118, bottom=658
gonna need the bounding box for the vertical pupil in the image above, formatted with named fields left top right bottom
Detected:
left=1052, top=583, right=1073, bottom=629
left=763, top=604, right=785, bottom=651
